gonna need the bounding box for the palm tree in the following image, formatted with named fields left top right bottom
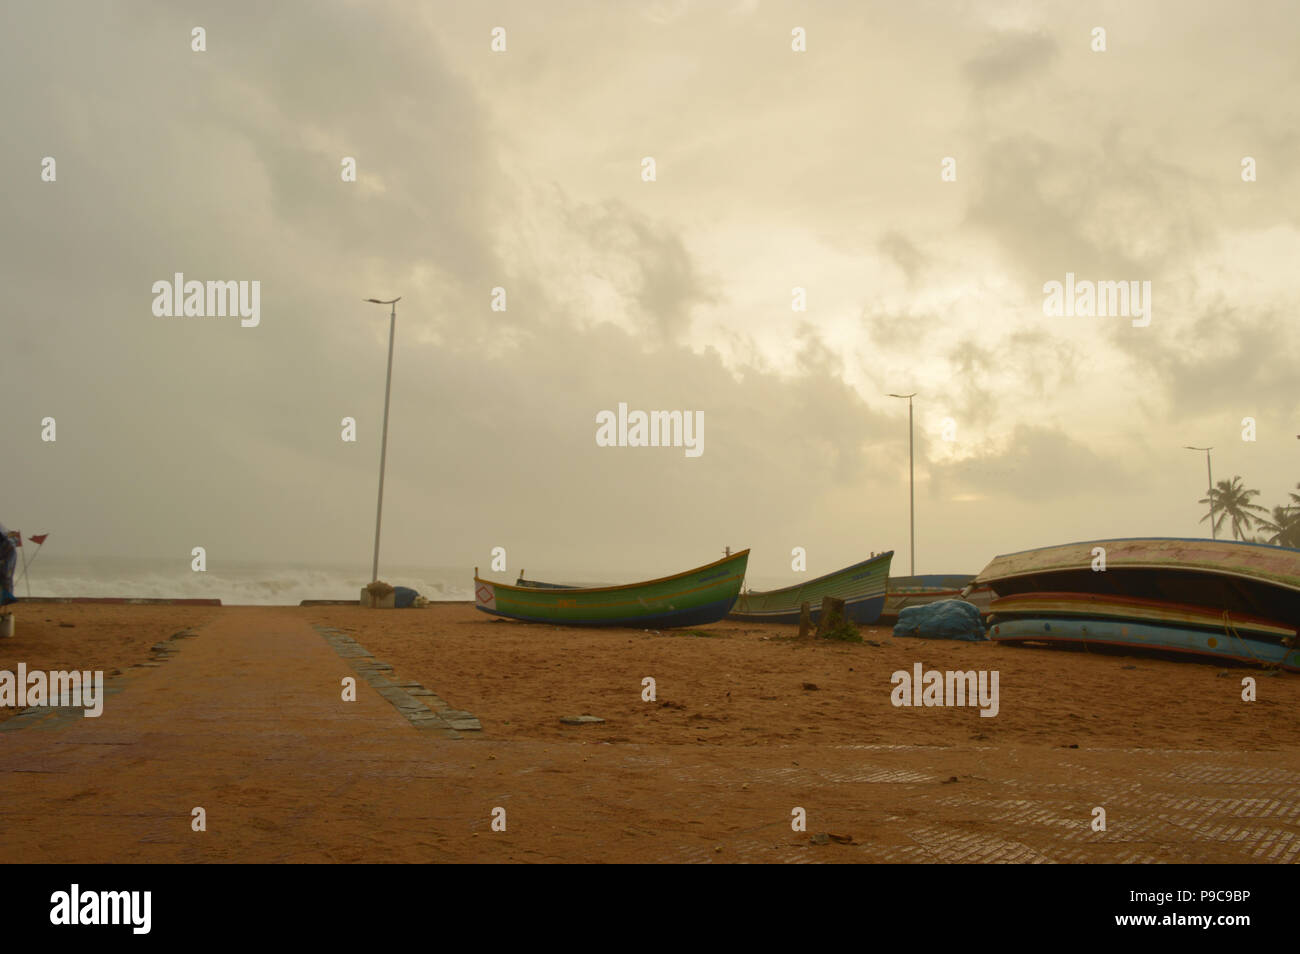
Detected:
left=1199, top=476, right=1268, bottom=541
left=1255, top=505, right=1300, bottom=549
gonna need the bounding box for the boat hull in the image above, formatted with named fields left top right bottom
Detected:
left=974, top=537, right=1300, bottom=624
left=730, top=593, right=886, bottom=625
left=989, top=591, right=1296, bottom=642
left=988, top=616, right=1300, bottom=671
left=475, top=550, right=749, bottom=628
left=728, top=552, right=892, bottom=624
left=878, top=574, right=984, bottom=623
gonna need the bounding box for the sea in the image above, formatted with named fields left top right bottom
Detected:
left=18, top=556, right=476, bottom=605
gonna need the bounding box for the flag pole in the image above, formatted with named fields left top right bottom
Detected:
left=20, top=537, right=48, bottom=597
left=16, top=532, right=31, bottom=598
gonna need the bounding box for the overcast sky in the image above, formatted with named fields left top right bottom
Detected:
left=3, top=0, right=1298, bottom=583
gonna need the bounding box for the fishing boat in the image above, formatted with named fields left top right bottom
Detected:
left=976, top=538, right=1300, bottom=669
left=973, top=537, right=1300, bottom=623
left=987, top=591, right=1296, bottom=642
left=513, top=575, right=573, bottom=589
left=878, top=574, right=989, bottom=623
left=474, top=550, right=749, bottom=627
left=988, top=617, right=1300, bottom=672
left=728, top=551, right=892, bottom=624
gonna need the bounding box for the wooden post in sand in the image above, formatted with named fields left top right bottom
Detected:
left=815, top=596, right=846, bottom=637
left=798, top=601, right=813, bottom=638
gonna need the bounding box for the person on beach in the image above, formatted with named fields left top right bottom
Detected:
left=0, top=522, right=17, bottom=605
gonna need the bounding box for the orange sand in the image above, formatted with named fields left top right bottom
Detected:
left=0, top=603, right=1296, bottom=863
left=0, top=604, right=219, bottom=723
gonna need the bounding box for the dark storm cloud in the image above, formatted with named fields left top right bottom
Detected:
left=963, top=31, right=1059, bottom=91
left=962, top=134, right=1210, bottom=287
left=1121, top=301, right=1300, bottom=421
left=877, top=231, right=928, bottom=284
left=933, top=423, right=1136, bottom=502
left=561, top=197, right=719, bottom=340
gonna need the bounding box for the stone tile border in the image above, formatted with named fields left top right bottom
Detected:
left=0, top=628, right=198, bottom=732
left=18, top=598, right=221, bottom=605
left=313, top=625, right=481, bottom=739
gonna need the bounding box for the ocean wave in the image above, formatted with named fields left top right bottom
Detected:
left=20, top=564, right=476, bottom=605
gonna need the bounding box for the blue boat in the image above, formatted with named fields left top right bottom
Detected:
left=879, top=574, right=991, bottom=622
left=988, top=616, right=1300, bottom=671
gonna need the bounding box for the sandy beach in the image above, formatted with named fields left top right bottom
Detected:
left=1, top=603, right=1297, bottom=863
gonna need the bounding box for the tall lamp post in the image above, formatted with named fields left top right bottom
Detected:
left=889, top=392, right=917, bottom=576
left=1183, top=445, right=1215, bottom=540
left=365, top=296, right=401, bottom=582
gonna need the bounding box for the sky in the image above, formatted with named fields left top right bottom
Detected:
left=3, top=0, right=1298, bottom=585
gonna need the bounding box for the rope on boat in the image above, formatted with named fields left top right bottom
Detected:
left=1221, top=611, right=1275, bottom=671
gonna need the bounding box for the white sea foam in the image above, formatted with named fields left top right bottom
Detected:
left=21, top=558, right=475, bottom=605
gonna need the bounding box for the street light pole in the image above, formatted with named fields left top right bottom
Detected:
left=1184, top=445, right=1215, bottom=540
left=366, top=296, right=401, bottom=582
left=889, top=393, right=917, bottom=575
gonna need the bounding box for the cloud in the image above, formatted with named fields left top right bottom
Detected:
left=512, top=193, right=720, bottom=341
left=963, top=31, right=1058, bottom=91
left=877, top=231, right=928, bottom=284
left=964, top=133, right=1211, bottom=286
left=932, top=424, right=1135, bottom=502
left=1129, top=301, right=1300, bottom=420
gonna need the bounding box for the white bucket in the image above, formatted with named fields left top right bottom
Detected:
left=0, top=614, right=13, bottom=639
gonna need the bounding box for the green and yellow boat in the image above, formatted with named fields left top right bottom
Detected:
left=473, top=550, right=749, bottom=627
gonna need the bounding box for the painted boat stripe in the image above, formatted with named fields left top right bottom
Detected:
left=502, top=571, right=746, bottom=612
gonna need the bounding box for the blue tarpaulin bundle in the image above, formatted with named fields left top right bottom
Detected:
left=893, top=599, right=986, bottom=641
left=393, top=586, right=420, bottom=608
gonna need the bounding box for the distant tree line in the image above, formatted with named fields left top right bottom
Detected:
left=1199, top=477, right=1300, bottom=547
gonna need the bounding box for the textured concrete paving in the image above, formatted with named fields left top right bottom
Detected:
left=1, top=607, right=1297, bottom=863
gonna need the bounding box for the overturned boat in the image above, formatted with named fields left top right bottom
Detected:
left=988, top=616, right=1300, bottom=670
left=976, top=538, right=1300, bottom=670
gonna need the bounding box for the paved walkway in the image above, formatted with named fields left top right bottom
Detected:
left=0, top=608, right=491, bottom=862
left=1, top=608, right=1297, bottom=863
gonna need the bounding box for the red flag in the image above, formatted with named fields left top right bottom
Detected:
left=28, top=534, right=47, bottom=545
